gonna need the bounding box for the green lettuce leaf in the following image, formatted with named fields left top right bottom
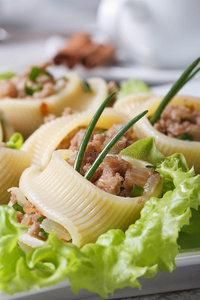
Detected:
left=117, top=79, right=152, bottom=99
left=1, top=150, right=200, bottom=297
left=0, top=71, right=16, bottom=81
left=120, top=137, right=165, bottom=165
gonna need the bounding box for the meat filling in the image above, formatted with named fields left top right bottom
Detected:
left=0, top=62, right=68, bottom=99
left=12, top=124, right=158, bottom=240
left=154, top=104, right=200, bottom=141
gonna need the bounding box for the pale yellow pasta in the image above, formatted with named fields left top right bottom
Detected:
left=114, top=93, right=153, bottom=118
left=17, top=149, right=161, bottom=248
left=132, top=95, right=200, bottom=172
left=0, top=148, right=31, bottom=204
left=0, top=72, right=108, bottom=139
left=21, top=108, right=129, bottom=170
left=0, top=122, right=2, bottom=143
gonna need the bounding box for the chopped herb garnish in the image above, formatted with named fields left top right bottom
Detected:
left=82, top=80, right=92, bottom=93
left=97, top=130, right=106, bottom=136
left=13, top=203, right=25, bottom=215
left=25, top=82, right=42, bottom=95
left=131, top=184, right=144, bottom=197
left=62, top=76, right=68, bottom=81
left=176, top=132, right=194, bottom=141
left=29, top=67, right=53, bottom=81
left=37, top=217, right=45, bottom=223
left=40, top=228, right=49, bottom=239
left=6, top=133, right=24, bottom=150
left=146, top=165, right=156, bottom=170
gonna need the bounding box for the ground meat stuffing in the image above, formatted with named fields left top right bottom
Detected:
left=44, top=107, right=76, bottom=123
left=12, top=124, right=158, bottom=241
left=64, top=124, right=156, bottom=197
left=154, top=104, right=200, bottom=141
left=0, top=62, right=68, bottom=99
left=10, top=191, right=46, bottom=240
left=63, top=124, right=134, bottom=175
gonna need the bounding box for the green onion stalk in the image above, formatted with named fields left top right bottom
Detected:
left=150, top=57, right=200, bottom=125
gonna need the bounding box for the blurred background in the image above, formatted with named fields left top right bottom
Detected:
left=0, top=0, right=200, bottom=86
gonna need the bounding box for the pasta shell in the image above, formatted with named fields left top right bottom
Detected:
left=21, top=108, right=129, bottom=170
left=18, top=149, right=162, bottom=248
left=0, top=110, right=14, bottom=142
left=114, top=93, right=153, bottom=118
left=0, top=72, right=108, bottom=139
left=0, top=148, right=31, bottom=204
left=133, top=95, right=200, bottom=172
left=0, top=122, right=2, bottom=143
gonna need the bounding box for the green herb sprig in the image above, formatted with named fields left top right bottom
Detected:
left=12, top=203, right=25, bottom=215
left=40, top=228, right=49, bottom=239
left=176, top=132, right=194, bottom=141
left=74, top=93, right=115, bottom=173
left=82, top=80, right=92, bottom=93
left=150, top=57, right=200, bottom=125
left=84, top=110, right=148, bottom=181
left=131, top=184, right=144, bottom=197
left=25, top=82, right=42, bottom=96
left=29, top=67, right=52, bottom=81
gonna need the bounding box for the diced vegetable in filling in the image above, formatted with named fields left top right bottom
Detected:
left=154, top=104, right=200, bottom=141
left=0, top=62, right=68, bottom=99
left=11, top=124, right=160, bottom=241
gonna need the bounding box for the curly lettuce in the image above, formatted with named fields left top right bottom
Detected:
left=0, top=138, right=200, bottom=297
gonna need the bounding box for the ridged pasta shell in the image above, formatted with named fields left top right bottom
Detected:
left=0, top=72, right=108, bottom=139
left=0, top=122, right=2, bottom=143
left=0, top=148, right=31, bottom=204
left=0, top=110, right=14, bottom=142
left=21, top=108, right=129, bottom=170
left=114, top=93, right=153, bottom=118
left=18, top=149, right=161, bottom=248
left=133, top=95, right=200, bottom=172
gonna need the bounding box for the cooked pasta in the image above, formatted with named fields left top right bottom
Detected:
left=21, top=108, right=130, bottom=170
left=12, top=148, right=162, bottom=249
left=0, top=71, right=108, bottom=139
left=119, top=94, right=200, bottom=172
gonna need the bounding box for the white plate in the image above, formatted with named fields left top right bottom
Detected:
left=1, top=249, right=200, bottom=300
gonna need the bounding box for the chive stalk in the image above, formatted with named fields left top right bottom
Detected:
left=84, top=110, right=148, bottom=181
left=74, top=92, right=115, bottom=172
left=150, top=57, right=200, bottom=125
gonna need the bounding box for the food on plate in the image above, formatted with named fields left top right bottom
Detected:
left=10, top=100, right=163, bottom=249
left=21, top=107, right=131, bottom=170
left=0, top=132, right=31, bottom=204
left=0, top=109, right=14, bottom=142
left=0, top=64, right=108, bottom=138
left=0, top=59, right=200, bottom=297
left=53, top=32, right=115, bottom=69
left=132, top=95, right=200, bottom=172
left=1, top=136, right=200, bottom=296
left=115, top=58, right=200, bottom=172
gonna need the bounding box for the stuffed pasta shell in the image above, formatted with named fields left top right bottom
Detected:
left=21, top=108, right=132, bottom=170
left=114, top=92, right=152, bottom=117
left=130, top=95, right=200, bottom=172
left=0, top=111, right=31, bottom=204
left=10, top=147, right=162, bottom=250
left=9, top=105, right=163, bottom=249
left=0, top=63, right=108, bottom=139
